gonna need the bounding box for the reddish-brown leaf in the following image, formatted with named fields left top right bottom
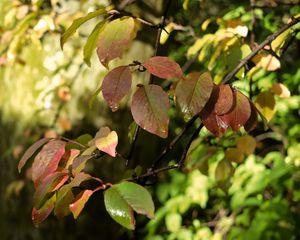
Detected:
left=131, top=85, right=170, bottom=138
left=96, top=17, right=137, bottom=68
left=244, top=101, right=258, bottom=132
left=32, top=194, right=56, bottom=226
left=143, top=56, right=183, bottom=79
left=70, top=190, right=94, bottom=219
left=175, top=72, right=214, bottom=117
left=31, top=140, right=66, bottom=186
left=102, top=66, right=132, bottom=112
left=33, top=172, right=69, bottom=209
left=213, top=85, right=234, bottom=115
left=220, top=90, right=251, bottom=132
left=18, top=138, right=50, bottom=173
left=200, top=109, right=229, bottom=137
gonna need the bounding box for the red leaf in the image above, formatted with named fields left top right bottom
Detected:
left=213, top=85, right=234, bottom=115
left=70, top=190, right=94, bottom=219
left=32, top=194, right=56, bottom=226
left=31, top=140, right=66, bottom=186
left=175, top=72, right=214, bottom=117
left=220, top=90, right=251, bottom=132
left=131, top=84, right=170, bottom=138
left=102, top=66, right=132, bottom=111
left=244, top=101, right=258, bottom=132
left=18, top=138, right=50, bottom=173
left=94, top=127, right=118, bottom=157
left=96, top=17, right=137, bottom=68
left=143, top=56, right=183, bottom=79
left=201, top=109, right=229, bottom=137
left=33, top=172, right=69, bottom=209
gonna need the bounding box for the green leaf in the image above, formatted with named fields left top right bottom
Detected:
left=18, top=138, right=50, bottom=173
left=175, top=72, right=214, bottom=118
left=60, top=7, right=107, bottom=49
left=96, top=17, right=137, bottom=68
left=255, top=91, right=276, bottom=122
left=32, top=194, right=56, bottom=226
left=215, top=159, right=234, bottom=192
left=88, top=85, right=102, bottom=108
left=71, top=155, right=94, bottom=175
left=83, top=20, right=105, bottom=66
left=104, top=181, right=155, bottom=230
left=31, top=140, right=66, bottom=186
left=131, top=84, right=170, bottom=138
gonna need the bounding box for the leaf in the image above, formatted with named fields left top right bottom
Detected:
left=212, top=85, right=234, bottom=115
left=104, top=181, right=155, bottom=230
left=32, top=194, right=56, bottom=226
left=200, top=110, right=229, bottom=137
left=31, top=140, right=66, bottom=186
left=225, top=148, right=244, bottom=163
left=96, top=17, right=137, bottom=68
left=271, top=29, right=291, bottom=54
left=215, top=159, right=234, bottom=192
left=244, top=101, right=258, bottom=132
left=83, top=20, right=105, bottom=66
left=220, top=90, right=251, bottom=132
left=95, top=127, right=118, bottom=157
left=143, top=56, right=183, bottom=79
left=18, top=138, right=50, bottom=173
left=72, top=155, right=94, bottom=174
left=102, top=66, right=132, bottom=111
left=131, top=85, right=170, bottom=138
left=33, top=172, right=69, bottom=209
left=175, top=72, right=214, bottom=118
left=60, top=8, right=107, bottom=49
left=253, top=53, right=281, bottom=71
left=70, top=190, right=94, bottom=219
left=160, top=23, right=174, bottom=45
left=255, top=91, right=276, bottom=122
left=271, top=83, right=291, bottom=98
left=237, top=135, right=256, bottom=155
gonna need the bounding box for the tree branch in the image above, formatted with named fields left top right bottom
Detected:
left=222, top=16, right=300, bottom=84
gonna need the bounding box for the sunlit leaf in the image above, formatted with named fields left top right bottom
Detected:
left=255, top=91, right=276, bottom=122
left=131, top=84, right=170, bottom=138
left=102, top=66, right=132, bottom=111
left=143, top=56, right=183, bottom=79
left=271, top=29, right=291, bottom=54
left=96, top=17, right=137, bottom=68
left=70, top=190, right=94, bottom=219
left=225, top=148, right=244, bottom=163
left=60, top=149, right=80, bottom=170
left=220, top=90, right=251, bottom=132
left=18, top=138, right=50, bottom=173
left=253, top=53, right=281, bottom=71
left=175, top=72, right=214, bottom=118
left=60, top=8, right=107, bottom=49
left=271, top=83, right=291, bottom=98
left=33, top=172, right=69, bottom=209
left=237, top=135, right=256, bottom=155
left=95, top=127, right=118, bottom=157
left=84, top=20, right=105, bottom=66
left=200, top=110, right=229, bottom=137
left=32, top=194, right=56, bottom=226
left=160, top=23, right=174, bottom=45
left=31, top=140, right=66, bottom=186
left=104, top=181, right=154, bottom=230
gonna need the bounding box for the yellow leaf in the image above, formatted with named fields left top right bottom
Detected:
left=95, top=128, right=118, bottom=157
left=253, top=53, right=281, bottom=71
left=237, top=135, right=256, bottom=155
left=225, top=148, right=244, bottom=163
left=271, top=29, right=290, bottom=54
left=201, top=19, right=211, bottom=31
left=160, top=23, right=174, bottom=45
left=255, top=91, right=276, bottom=122
left=271, top=83, right=291, bottom=98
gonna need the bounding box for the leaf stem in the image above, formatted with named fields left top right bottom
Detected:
left=222, top=16, right=300, bottom=84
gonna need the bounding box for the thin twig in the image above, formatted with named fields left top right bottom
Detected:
left=149, top=115, right=199, bottom=171
left=222, top=16, right=300, bottom=84
left=178, top=123, right=203, bottom=168
left=126, top=0, right=172, bottom=163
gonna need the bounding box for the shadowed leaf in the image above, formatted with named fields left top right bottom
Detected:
left=176, top=72, right=213, bottom=118
left=102, top=66, right=132, bottom=111
left=31, top=140, right=66, bottom=186
left=255, top=91, right=276, bottom=122
left=32, top=194, right=56, bottom=226
left=131, top=85, right=170, bottom=138
left=213, top=85, right=234, bottom=115
left=97, top=17, right=137, bottom=68
left=18, top=138, right=50, bottom=173
left=143, top=56, right=183, bottom=79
